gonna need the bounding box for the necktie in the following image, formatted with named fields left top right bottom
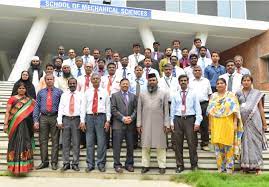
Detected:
left=135, top=54, right=139, bottom=64
left=182, top=91, right=186, bottom=114
left=85, top=56, right=88, bottom=64
left=228, top=74, right=233, bottom=91
left=176, top=49, right=179, bottom=58
left=172, top=67, right=176, bottom=77
left=107, top=76, right=112, bottom=96
left=69, top=93, right=74, bottom=115
left=77, top=68, right=82, bottom=77
left=57, top=71, right=60, bottom=77
left=123, top=68, right=127, bottom=78
left=46, top=88, right=53, bottom=112
left=201, top=58, right=205, bottom=70
left=92, top=88, right=98, bottom=113
left=85, top=75, right=90, bottom=91
left=146, top=68, right=149, bottom=79
left=136, top=79, right=140, bottom=96
left=123, top=92, right=129, bottom=112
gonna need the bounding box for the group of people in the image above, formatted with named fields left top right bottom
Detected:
left=3, top=39, right=267, bottom=176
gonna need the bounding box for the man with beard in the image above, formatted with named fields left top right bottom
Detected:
left=137, top=73, right=170, bottom=174
left=184, top=54, right=198, bottom=80
left=57, top=78, right=85, bottom=172
left=56, top=61, right=73, bottom=92
left=234, top=55, right=251, bottom=75
left=53, top=57, right=63, bottom=77
left=170, top=74, right=202, bottom=173
left=28, top=56, right=44, bottom=93
left=159, top=47, right=174, bottom=76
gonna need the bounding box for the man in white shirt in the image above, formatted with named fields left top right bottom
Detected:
left=171, top=40, right=182, bottom=61
left=63, top=49, right=76, bottom=69
left=57, top=78, right=85, bottom=172
left=197, top=46, right=212, bottom=74
left=101, top=62, right=120, bottom=97
left=128, top=43, right=145, bottom=71
left=142, top=57, right=160, bottom=80
left=184, top=54, right=198, bottom=80
left=189, top=65, right=212, bottom=151
left=90, top=49, right=101, bottom=72
left=170, top=56, right=185, bottom=79
left=81, top=73, right=111, bottom=173
left=71, top=56, right=85, bottom=79
left=115, top=56, right=134, bottom=81
left=234, top=55, right=251, bottom=75
left=219, top=60, right=243, bottom=93
left=81, top=46, right=94, bottom=64
left=189, top=38, right=211, bottom=59
left=77, top=63, right=93, bottom=92
left=159, top=64, right=179, bottom=102
left=112, top=52, right=122, bottom=70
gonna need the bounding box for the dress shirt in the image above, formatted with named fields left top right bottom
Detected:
left=189, top=77, right=212, bottom=102
left=56, top=76, right=71, bottom=92
left=170, top=88, right=202, bottom=126
left=170, top=66, right=186, bottom=79
left=33, top=87, right=63, bottom=122
left=113, top=61, right=122, bottom=69
left=172, top=49, right=182, bottom=61
left=82, top=55, right=94, bottom=64
left=53, top=70, right=63, bottom=77
left=77, top=74, right=93, bottom=92
left=236, top=67, right=251, bottom=75
left=142, top=67, right=160, bottom=80
left=94, top=68, right=108, bottom=77
left=219, top=72, right=243, bottom=93
left=197, top=57, right=212, bottom=74
left=158, top=76, right=179, bottom=101
left=57, top=90, right=85, bottom=124
left=188, top=48, right=211, bottom=59
left=129, top=77, right=148, bottom=95
left=82, top=87, right=111, bottom=121
left=184, top=66, right=195, bottom=80
left=128, top=53, right=145, bottom=70
left=101, top=74, right=121, bottom=96
left=115, top=67, right=134, bottom=81
left=179, top=57, right=190, bottom=68
left=71, top=66, right=86, bottom=78
left=204, top=64, right=226, bottom=87
left=63, top=58, right=76, bottom=69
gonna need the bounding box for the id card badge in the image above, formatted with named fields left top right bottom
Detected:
left=181, top=105, right=186, bottom=114
left=241, top=103, right=246, bottom=108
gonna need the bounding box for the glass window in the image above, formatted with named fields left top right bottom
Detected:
left=231, top=0, right=246, bottom=19
left=217, top=0, right=231, bottom=17
left=246, top=1, right=269, bottom=21
left=180, top=0, right=197, bottom=14
left=126, top=1, right=166, bottom=11
left=166, top=0, right=180, bottom=12
left=198, top=0, right=217, bottom=16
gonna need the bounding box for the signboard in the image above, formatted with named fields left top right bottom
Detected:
left=40, top=0, right=151, bottom=19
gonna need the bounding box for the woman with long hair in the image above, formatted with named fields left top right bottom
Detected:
left=4, top=81, right=36, bottom=175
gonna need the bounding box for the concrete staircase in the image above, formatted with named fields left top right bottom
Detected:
left=0, top=81, right=269, bottom=176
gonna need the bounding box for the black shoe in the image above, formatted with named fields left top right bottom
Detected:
left=159, top=168, right=166, bottom=175
left=141, top=167, right=150, bottom=174
left=98, top=166, right=106, bottom=172
left=176, top=166, right=184, bottom=173
left=61, top=164, right=70, bottom=171
left=72, top=165, right=80, bottom=171
left=125, top=166, right=134, bottom=172
left=36, top=162, right=49, bottom=170
left=191, top=166, right=198, bottom=171
left=115, top=166, right=123, bottom=173
left=51, top=163, right=58, bottom=170
left=85, top=167, right=95, bottom=173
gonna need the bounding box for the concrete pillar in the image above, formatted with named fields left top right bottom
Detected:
left=191, top=32, right=208, bottom=50
left=8, top=16, right=49, bottom=81
left=138, top=24, right=155, bottom=51
left=0, top=51, right=11, bottom=80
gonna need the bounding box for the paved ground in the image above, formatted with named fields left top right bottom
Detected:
left=0, top=176, right=190, bottom=187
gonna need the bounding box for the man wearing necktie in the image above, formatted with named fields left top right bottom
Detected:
left=111, top=78, right=137, bottom=173
left=53, top=57, right=63, bottom=78
left=170, top=74, right=202, bottom=173
left=151, top=41, right=164, bottom=62
left=197, top=46, right=212, bottom=74
left=81, top=73, right=111, bottom=173
left=57, top=78, right=85, bottom=172
left=71, top=57, right=85, bottom=79
left=172, top=40, right=182, bottom=61
left=33, top=74, right=63, bottom=170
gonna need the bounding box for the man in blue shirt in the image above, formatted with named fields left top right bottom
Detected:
left=204, top=51, right=226, bottom=92
left=33, top=73, right=63, bottom=170
left=170, top=74, right=202, bottom=173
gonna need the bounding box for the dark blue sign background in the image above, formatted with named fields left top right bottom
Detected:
left=40, top=0, right=151, bottom=19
